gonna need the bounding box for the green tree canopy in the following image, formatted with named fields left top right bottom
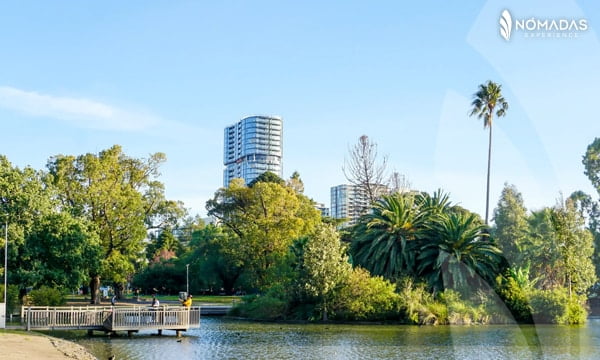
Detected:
left=551, top=198, right=596, bottom=296
left=0, top=155, right=54, bottom=289
left=47, top=145, right=174, bottom=302
left=247, top=171, right=285, bottom=187
left=492, top=183, right=530, bottom=266
left=299, top=224, right=351, bottom=320
left=21, top=213, right=102, bottom=291
left=206, top=179, right=321, bottom=290
left=583, top=138, right=600, bottom=195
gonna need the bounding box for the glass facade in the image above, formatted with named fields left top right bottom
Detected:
left=330, top=184, right=369, bottom=227
left=223, top=115, right=283, bottom=186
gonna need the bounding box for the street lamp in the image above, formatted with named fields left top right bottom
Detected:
left=1, top=218, right=7, bottom=329
left=186, top=264, right=190, bottom=297
left=3, top=219, right=7, bottom=305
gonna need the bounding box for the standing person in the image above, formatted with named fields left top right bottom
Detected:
left=151, top=294, right=160, bottom=307
left=181, top=295, right=192, bottom=308
left=111, top=295, right=117, bottom=306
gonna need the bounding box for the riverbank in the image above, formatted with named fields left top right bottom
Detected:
left=0, top=331, right=97, bottom=360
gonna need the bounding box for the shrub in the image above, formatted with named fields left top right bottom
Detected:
left=424, top=301, right=448, bottom=325
left=29, top=286, right=66, bottom=306
left=333, top=267, right=400, bottom=321
left=495, top=275, right=533, bottom=323
left=439, top=290, right=489, bottom=325
left=529, top=288, right=568, bottom=324
left=565, top=295, right=587, bottom=324
left=396, top=277, right=433, bottom=324
left=230, top=285, right=291, bottom=320
left=230, top=294, right=287, bottom=320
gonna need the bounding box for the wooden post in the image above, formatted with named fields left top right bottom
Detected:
left=26, top=307, right=31, bottom=331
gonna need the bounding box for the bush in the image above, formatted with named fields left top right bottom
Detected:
left=230, top=285, right=290, bottom=320
left=333, top=267, right=400, bottom=321
left=565, top=295, right=587, bottom=324
left=529, top=288, right=568, bottom=324
left=424, top=301, right=448, bottom=325
left=230, top=294, right=287, bottom=320
left=29, top=286, right=66, bottom=306
left=396, top=277, right=433, bottom=324
left=435, top=290, right=487, bottom=325
left=495, top=275, right=533, bottom=323
left=0, top=285, right=20, bottom=314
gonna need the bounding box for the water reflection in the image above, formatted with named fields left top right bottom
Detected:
left=62, top=318, right=600, bottom=360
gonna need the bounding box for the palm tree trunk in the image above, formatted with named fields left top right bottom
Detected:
left=485, top=123, right=493, bottom=225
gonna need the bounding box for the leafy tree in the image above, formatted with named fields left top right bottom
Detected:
left=206, top=179, right=321, bottom=290
left=131, top=262, right=184, bottom=295
left=146, top=227, right=181, bottom=262
left=287, top=171, right=305, bottom=194
left=492, top=183, right=529, bottom=266
left=185, top=224, right=245, bottom=293
left=528, top=208, right=563, bottom=289
left=550, top=198, right=596, bottom=296
left=300, top=224, right=351, bottom=321
left=47, top=145, right=173, bottom=302
left=0, top=156, right=53, bottom=291
left=247, top=171, right=285, bottom=187
left=568, top=190, right=600, bottom=278
left=343, top=135, right=388, bottom=206
left=418, top=213, right=503, bottom=294
left=469, top=80, right=509, bottom=224
left=583, top=138, right=600, bottom=194
left=21, top=213, right=102, bottom=291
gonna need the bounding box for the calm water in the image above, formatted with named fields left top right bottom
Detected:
left=53, top=318, right=600, bottom=359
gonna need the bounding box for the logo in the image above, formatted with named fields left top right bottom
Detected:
left=499, top=10, right=512, bottom=41
left=499, top=9, right=588, bottom=41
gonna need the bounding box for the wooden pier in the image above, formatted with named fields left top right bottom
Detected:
left=21, top=305, right=201, bottom=336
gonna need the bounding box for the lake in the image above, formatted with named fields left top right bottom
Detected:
left=57, top=318, right=600, bottom=359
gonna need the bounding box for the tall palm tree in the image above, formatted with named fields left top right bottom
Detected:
left=418, top=213, right=503, bottom=293
left=469, top=81, right=509, bottom=225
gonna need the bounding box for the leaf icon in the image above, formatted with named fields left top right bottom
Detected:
left=499, top=10, right=512, bottom=41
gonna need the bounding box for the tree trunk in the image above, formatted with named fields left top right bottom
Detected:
left=485, top=123, right=493, bottom=225
left=114, top=282, right=124, bottom=299
left=90, top=275, right=101, bottom=304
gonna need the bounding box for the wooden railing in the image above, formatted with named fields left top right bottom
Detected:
left=21, top=305, right=201, bottom=332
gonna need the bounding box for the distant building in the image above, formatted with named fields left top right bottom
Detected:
left=223, top=115, right=283, bottom=186
left=313, top=202, right=330, bottom=217
left=330, top=183, right=389, bottom=226
left=330, top=184, right=369, bottom=227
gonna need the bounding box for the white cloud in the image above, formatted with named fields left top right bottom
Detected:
left=0, top=86, right=161, bottom=131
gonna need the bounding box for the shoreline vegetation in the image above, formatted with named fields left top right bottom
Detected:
left=2, top=134, right=600, bottom=329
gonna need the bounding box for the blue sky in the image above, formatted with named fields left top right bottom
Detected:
left=1, top=0, right=599, bottom=218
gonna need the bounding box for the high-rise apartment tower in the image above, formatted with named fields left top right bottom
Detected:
left=223, top=115, right=283, bottom=186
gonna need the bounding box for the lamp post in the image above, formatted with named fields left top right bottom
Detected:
left=3, top=219, right=7, bottom=307
left=186, top=264, right=190, bottom=297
